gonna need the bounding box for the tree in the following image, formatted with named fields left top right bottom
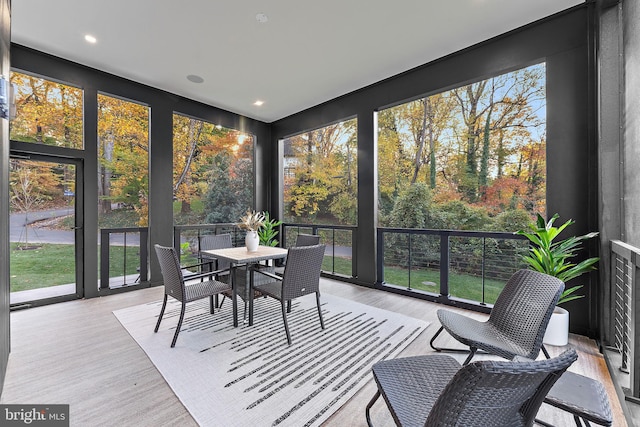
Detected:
left=10, top=72, right=83, bottom=148
left=10, top=160, right=61, bottom=247
left=453, top=81, right=488, bottom=202
left=97, top=94, right=149, bottom=226
left=204, top=152, right=253, bottom=223
left=283, top=120, right=357, bottom=224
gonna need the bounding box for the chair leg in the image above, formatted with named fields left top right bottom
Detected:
left=463, top=347, right=478, bottom=365
left=316, top=292, right=325, bottom=329
left=171, top=301, right=186, bottom=348
left=287, top=299, right=292, bottom=313
left=154, top=294, right=168, bottom=333
left=209, top=295, right=215, bottom=314
left=365, top=390, right=381, bottom=427
left=430, top=325, right=480, bottom=362
left=281, top=300, right=292, bottom=345
left=429, top=325, right=445, bottom=351
left=541, top=344, right=551, bottom=359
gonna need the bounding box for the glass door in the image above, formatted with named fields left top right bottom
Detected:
left=9, top=154, right=82, bottom=307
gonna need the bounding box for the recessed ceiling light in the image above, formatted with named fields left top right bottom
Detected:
left=253, top=100, right=264, bottom=106
left=256, top=13, right=268, bottom=23
left=84, top=34, right=97, bottom=44
left=186, top=74, right=204, bottom=84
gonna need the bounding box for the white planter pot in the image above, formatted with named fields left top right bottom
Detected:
left=543, top=306, right=569, bottom=346
left=245, top=230, right=259, bottom=252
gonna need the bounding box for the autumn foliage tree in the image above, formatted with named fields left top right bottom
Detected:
left=173, top=114, right=254, bottom=224
left=377, top=62, right=546, bottom=231
left=283, top=119, right=357, bottom=225
left=97, top=94, right=149, bottom=226
left=10, top=72, right=83, bottom=148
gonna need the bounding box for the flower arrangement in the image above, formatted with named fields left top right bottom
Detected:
left=238, top=210, right=265, bottom=232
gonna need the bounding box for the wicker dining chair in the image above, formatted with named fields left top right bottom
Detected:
left=199, top=233, right=233, bottom=280
left=154, top=244, right=232, bottom=347
left=277, top=233, right=321, bottom=271
left=366, top=348, right=578, bottom=427
left=295, top=233, right=320, bottom=246
left=251, top=244, right=326, bottom=344
left=430, top=269, right=564, bottom=365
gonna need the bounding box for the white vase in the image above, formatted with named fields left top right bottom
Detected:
left=543, top=306, right=569, bottom=346
left=245, top=230, right=259, bottom=252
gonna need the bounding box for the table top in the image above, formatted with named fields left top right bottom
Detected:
left=201, top=245, right=288, bottom=263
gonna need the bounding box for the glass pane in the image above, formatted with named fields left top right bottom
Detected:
left=172, top=114, right=254, bottom=226
left=282, top=119, right=358, bottom=226
left=97, top=94, right=149, bottom=288
left=377, top=62, right=546, bottom=231
left=10, top=159, right=76, bottom=303
left=10, top=71, right=84, bottom=149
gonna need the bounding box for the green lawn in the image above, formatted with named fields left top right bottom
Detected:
left=382, top=266, right=505, bottom=304
left=10, top=243, right=142, bottom=292
left=11, top=244, right=506, bottom=305
left=323, top=255, right=505, bottom=305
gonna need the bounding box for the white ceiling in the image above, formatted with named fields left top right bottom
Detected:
left=11, top=0, right=583, bottom=123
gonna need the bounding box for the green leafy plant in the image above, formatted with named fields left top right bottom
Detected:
left=516, top=213, right=599, bottom=305
left=258, top=211, right=283, bottom=247
left=180, top=241, right=190, bottom=255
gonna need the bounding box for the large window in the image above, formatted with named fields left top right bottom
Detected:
left=172, top=114, right=254, bottom=225
left=97, top=94, right=149, bottom=288
left=97, top=94, right=149, bottom=227
left=377, top=63, right=546, bottom=232
left=9, top=71, right=83, bottom=149
left=282, top=119, right=358, bottom=225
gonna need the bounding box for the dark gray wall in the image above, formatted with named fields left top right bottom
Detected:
left=623, top=0, right=640, bottom=246
left=597, top=0, right=640, bottom=345
left=597, top=0, right=623, bottom=345
left=271, top=5, right=598, bottom=335
left=10, top=45, right=271, bottom=290
left=0, top=0, right=10, bottom=397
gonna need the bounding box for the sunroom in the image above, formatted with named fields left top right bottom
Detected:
left=1, top=1, right=639, bottom=426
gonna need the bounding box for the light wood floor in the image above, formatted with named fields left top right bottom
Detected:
left=0, top=279, right=629, bottom=427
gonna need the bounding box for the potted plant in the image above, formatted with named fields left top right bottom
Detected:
left=516, top=213, right=599, bottom=346
left=258, top=211, right=283, bottom=247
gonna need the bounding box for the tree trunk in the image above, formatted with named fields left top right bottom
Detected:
left=411, top=99, right=429, bottom=184
left=98, top=134, right=114, bottom=215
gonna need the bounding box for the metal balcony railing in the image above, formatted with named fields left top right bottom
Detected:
left=99, top=227, right=148, bottom=290
left=609, top=240, right=640, bottom=402
left=376, top=228, right=528, bottom=310
left=173, top=223, right=243, bottom=262
left=100, top=223, right=529, bottom=313
left=281, top=223, right=357, bottom=279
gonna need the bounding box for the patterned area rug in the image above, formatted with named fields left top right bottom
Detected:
left=113, top=293, right=429, bottom=427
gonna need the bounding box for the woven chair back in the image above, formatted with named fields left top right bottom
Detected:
left=295, top=233, right=320, bottom=247
left=488, top=269, right=564, bottom=359
left=426, top=348, right=578, bottom=426
left=200, top=234, right=233, bottom=270
left=154, top=244, right=186, bottom=302
left=281, top=244, right=325, bottom=300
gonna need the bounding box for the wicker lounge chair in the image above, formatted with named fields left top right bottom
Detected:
left=366, top=348, right=578, bottom=427
left=430, top=269, right=564, bottom=365
left=154, top=244, right=232, bottom=347
left=250, top=244, right=326, bottom=344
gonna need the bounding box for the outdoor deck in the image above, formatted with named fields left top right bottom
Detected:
left=0, top=278, right=630, bottom=426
